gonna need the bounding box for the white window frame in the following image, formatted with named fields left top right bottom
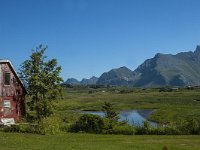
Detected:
left=3, top=100, right=11, bottom=108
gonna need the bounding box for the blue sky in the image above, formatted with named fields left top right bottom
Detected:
left=1, top=0, right=200, bottom=81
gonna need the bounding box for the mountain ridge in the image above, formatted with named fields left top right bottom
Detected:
left=64, top=45, right=200, bottom=87
left=65, top=76, right=99, bottom=85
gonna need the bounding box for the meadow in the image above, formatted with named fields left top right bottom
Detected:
left=1, top=86, right=200, bottom=150
left=1, top=132, right=200, bottom=150
left=55, top=86, right=200, bottom=124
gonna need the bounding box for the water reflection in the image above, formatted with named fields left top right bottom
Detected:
left=81, top=110, right=157, bottom=127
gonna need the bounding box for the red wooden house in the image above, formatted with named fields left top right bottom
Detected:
left=0, top=60, right=26, bottom=125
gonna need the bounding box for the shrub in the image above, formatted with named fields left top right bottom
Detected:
left=0, top=123, right=39, bottom=134
left=149, top=126, right=181, bottom=135
left=165, top=127, right=180, bottom=135
left=102, top=119, right=135, bottom=135
left=111, top=124, right=135, bottom=135
left=102, top=102, right=119, bottom=129
left=135, top=121, right=151, bottom=135
left=177, top=116, right=200, bottom=135
left=38, top=116, right=62, bottom=135
left=58, top=112, right=80, bottom=132
left=70, top=114, right=104, bottom=133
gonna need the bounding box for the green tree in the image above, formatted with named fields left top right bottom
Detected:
left=102, top=102, right=119, bottom=129
left=70, top=114, right=104, bottom=133
left=19, top=45, right=63, bottom=120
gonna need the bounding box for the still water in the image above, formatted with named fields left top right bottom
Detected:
left=81, top=110, right=157, bottom=127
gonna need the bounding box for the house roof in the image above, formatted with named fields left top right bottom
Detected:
left=0, top=59, right=27, bottom=93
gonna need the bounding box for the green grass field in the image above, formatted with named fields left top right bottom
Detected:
left=55, top=87, right=200, bottom=123
left=1, top=132, right=200, bottom=150
left=1, top=87, right=200, bottom=150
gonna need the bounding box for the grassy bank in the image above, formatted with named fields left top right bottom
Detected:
left=1, top=132, right=200, bottom=150
left=4, top=87, right=199, bottom=150
left=55, top=87, right=200, bottom=123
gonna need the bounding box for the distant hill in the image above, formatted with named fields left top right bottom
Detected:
left=132, top=45, right=200, bottom=87
left=64, top=78, right=80, bottom=85
left=64, top=76, right=98, bottom=85
left=96, top=66, right=135, bottom=86
left=80, top=76, right=98, bottom=85
left=65, top=45, right=200, bottom=87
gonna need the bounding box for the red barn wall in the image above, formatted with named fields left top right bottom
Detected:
left=0, top=62, right=25, bottom=122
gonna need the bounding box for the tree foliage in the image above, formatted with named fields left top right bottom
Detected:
left=102, top=102, right=119, bottom=121
left=19, top=45, right=63, bottom=120
left=102, top=102, right=119, bottom=129
left=70, top=114, right=104, bottom=133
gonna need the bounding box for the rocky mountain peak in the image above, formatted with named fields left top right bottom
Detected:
left=194, top=45, right=200, bottom=57
left=65, top=45, right=200, bottom=87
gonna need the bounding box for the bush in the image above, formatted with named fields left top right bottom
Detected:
left=0, top=123, right=39, bottom=134
left=110, top=124, right=135, bottom=135
left=135, top=121, right=151, bottom=135
left=135, top=120, right=182, bottom=135
left=177, top=116, right=200, bottom=135
left=70, top=114, right=104, bottom=133
left=102, top=102, right=119, bottom=130
left=149, top=126, right=181, bottom=135
left=38, top=116, right=62, bottom=135
left=17, top=123, right=39, bottom=133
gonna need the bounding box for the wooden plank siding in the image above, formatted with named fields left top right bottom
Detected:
left=0, top=60, right=26, bottom=123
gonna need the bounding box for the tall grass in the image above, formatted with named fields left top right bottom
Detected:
left=55, top=87, right=200, bottom=123
left=0, top=132, right=200, bottom=150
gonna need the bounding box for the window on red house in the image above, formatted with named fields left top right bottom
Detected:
left=4, top=72, right=11, bottom=85
left=3, top=100, right=11, bottom=108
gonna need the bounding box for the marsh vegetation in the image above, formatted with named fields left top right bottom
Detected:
left=1, top=86, right=200, bottom=149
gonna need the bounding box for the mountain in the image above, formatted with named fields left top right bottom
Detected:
left=64, top=76, right=98, bottom=85
left=132, top=46, right=200, bottom=87
left=65, top=78, right=80, bottom=85
left=65, top=45, right=200, bottom=87
left=97, top=46, right=200, bottom=87
left=97, top=66, right=135, bottom=86
left=80, top=76, right=98, bottom=85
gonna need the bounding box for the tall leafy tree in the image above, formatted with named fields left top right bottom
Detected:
left=19, top=45, right=63, bottom=120
left=102, top=102, right=119, bottom=129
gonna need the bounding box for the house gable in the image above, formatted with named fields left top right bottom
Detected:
left=0, top=60, right=26, bottom=124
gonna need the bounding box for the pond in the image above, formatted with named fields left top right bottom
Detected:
left=80, top=110, right=157, bottom=127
